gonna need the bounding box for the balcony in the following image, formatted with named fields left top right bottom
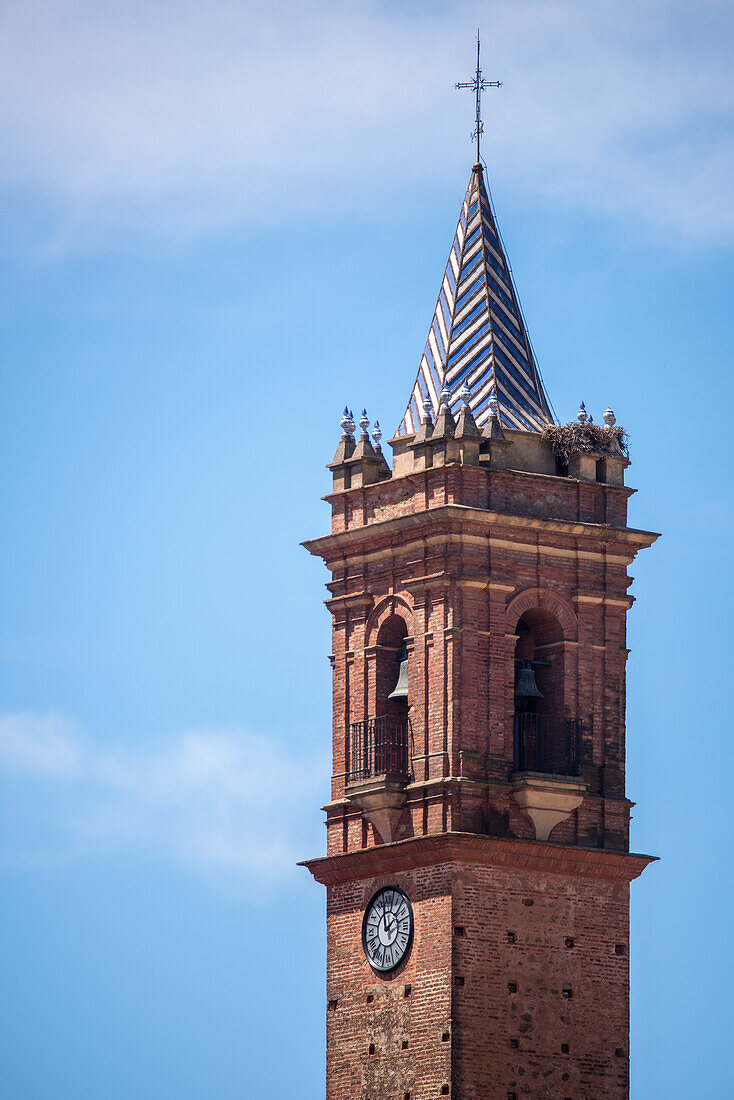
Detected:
left=345, top=716, right=412, bottom=844
left=348, top=715, right=412, bottom=783
left=512, top=712, right=583, bottom=777
left=511, top=712, right=587, bottom=842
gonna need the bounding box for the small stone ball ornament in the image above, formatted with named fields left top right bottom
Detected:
left=359, top=408, right=370, bottom=434
left=440, top=384, right=452, bottom=409
left=422, top=392, right=433, bottom=421
left=372, top=420, right=382, bottom=446
left=459, top=383, right=471, bottom=408
left=603, top=408, right=616, bottom=427
left=489, top=391, right=500, bottom=417
left=577, top=401, right=588, bottom=425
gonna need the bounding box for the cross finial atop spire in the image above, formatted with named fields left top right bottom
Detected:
left=455, top=30, right=502, bottom=163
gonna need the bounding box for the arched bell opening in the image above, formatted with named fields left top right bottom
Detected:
left=375, top=614, right=410, bottom=722
left=512, top=609, right=579, bottom=777
left=345, top=614, right=412, bottom=787
left=513, top=609, right=564, bottom=716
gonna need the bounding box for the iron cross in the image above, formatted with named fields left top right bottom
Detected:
left=455, top=31, right=502, bottom=163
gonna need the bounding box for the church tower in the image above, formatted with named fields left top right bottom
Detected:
left=301, top=158, right=658, bottom=1100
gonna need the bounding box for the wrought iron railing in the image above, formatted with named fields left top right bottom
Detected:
left=347, top=715, right=412, bottom=783
left=513, top=712, right=583, bottom=777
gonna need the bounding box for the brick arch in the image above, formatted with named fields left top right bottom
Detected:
left=505, top=587, right=578, bottom=641
left=365, top=594, right=414, bottom=647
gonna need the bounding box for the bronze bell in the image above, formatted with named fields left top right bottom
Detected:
left=387, top=643, right=409, bottom=701
left=514, top=660, right=543, bottom=699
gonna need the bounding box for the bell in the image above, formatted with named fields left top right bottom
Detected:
left=515, top=661, right=543, bottom=699
left=387, top=643, right=409, bottom=701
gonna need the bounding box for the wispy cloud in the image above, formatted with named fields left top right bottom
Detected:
left=0, top=0, right=732, bottom=249
left=0, top=711, right=327, bottom=882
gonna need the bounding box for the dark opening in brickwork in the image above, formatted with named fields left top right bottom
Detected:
left=616, top=1048, right=625, bottom=1058
left=368, top=1044, right=375, bottom=1055
left=404, top=984, right=412, bottom=998
left=454, top=926, right=464, bottom=937
left=508, top=981, right=517, bottom=993
left=615, top=944, right=626, bottom=956
left=366, top=993, right=374, bottom=1003
left=522, top=898, right=534, bottom=907
left=510, top=1038, right=519, bottom=1049
left=455, top=976, right=464, bottom=987
left=561, top=1043, right=569, bottom=1053
left=402, top=1040, right=409, bottom=1050
left=507, top=931, right=516, bottom=943
left=441, top=1087, right=450, bottom=1095
left=565, top=937, right=574, bottom=948
left=328, top=999, right=338, bottom=1012
left=562, top=984, right=573, bottom=999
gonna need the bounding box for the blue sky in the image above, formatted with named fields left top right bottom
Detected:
left=1, top=1, right=733, bottom=1096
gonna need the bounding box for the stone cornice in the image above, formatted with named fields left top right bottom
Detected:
left=302, top=504, right=660, bottom=559
left=300, top=831, right=656, bottom=886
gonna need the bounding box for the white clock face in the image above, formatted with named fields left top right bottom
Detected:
left=362, top=886, right=413, bottom=973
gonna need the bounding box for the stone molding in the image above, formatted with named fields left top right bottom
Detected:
left=363, top=592, right=414, bottom=643
left=505, top=585, right=578, bottom=639
left=303, top=503, right=660, bottom=558
left=301, top=831, right=656, bottom=887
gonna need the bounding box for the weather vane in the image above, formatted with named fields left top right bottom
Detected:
left=455, top=30, right=502, bottom=163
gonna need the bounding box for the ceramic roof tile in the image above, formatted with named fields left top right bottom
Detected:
left=397, top=164, right=554, bottom=436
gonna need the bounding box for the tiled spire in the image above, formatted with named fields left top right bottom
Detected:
left=397, top=164, right=554, bottom=436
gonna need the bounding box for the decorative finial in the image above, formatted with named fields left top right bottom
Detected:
left=455, top=30, right=502, bottom=164
left=359, top=408, right=370, bottom=435
left=372, top=420, right=382, bottom=446
left=603, top=407, right=616, bottom=427
left=488, top=390, right=500, bottom=417
left=340, top=406, right=355, bottom=436
left=440, top=383, right=452, bottom=409
left=588, top=414, right=594, bottom=424
left=422, top=391, right=433, bottom=422
left=577, top=401, right=588, bottom=425
left=459, top=382, right=471, bottom=408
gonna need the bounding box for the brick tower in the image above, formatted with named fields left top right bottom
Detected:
left=302, top=162, right=658, bottom=1100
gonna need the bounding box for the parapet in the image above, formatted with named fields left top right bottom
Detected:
left=326, top=398, right=631, bottom=530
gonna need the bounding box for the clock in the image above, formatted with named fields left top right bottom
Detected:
left=362, top=886, right=414, bottom=973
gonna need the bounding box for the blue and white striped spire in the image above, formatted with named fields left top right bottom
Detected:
left=397, top=163, right=553, bottom=436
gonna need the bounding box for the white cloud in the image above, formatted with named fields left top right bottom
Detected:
left=0, top=0, right=732, bottom=248
left=0, top=710, right=327, bottom=882
left=0, top=711, right=84, bottom=777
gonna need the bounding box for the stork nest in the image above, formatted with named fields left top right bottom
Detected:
left=541, top=421, right=629, bottom=461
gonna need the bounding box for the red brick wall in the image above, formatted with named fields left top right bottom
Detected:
left=325, top=860, right=630, bottom=1100
left=326, top=867, right=453, bottom=1100
left=452, top=862, right=630, bottom=1100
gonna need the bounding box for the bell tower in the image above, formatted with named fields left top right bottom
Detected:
left=301, top=162, right=658, bottom=1100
